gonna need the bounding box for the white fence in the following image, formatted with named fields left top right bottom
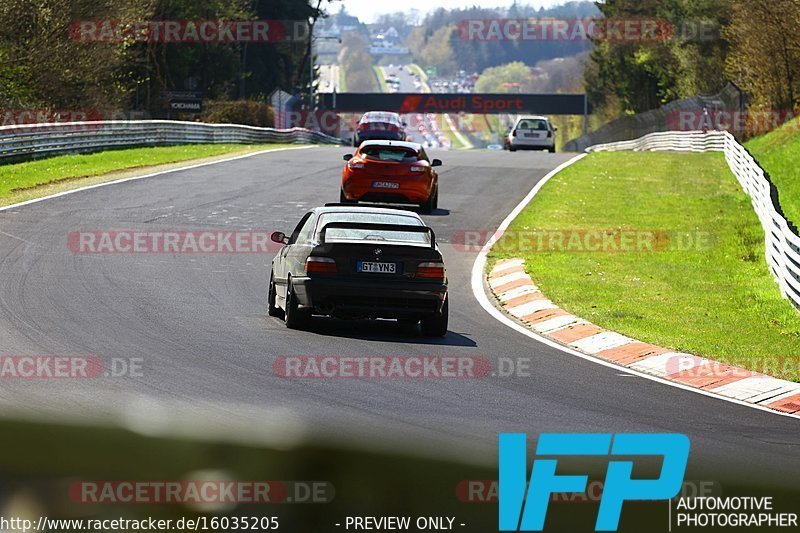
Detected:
left=588, top=130, right=800, bottom=310
left=0, top=120, right=344, bottom=161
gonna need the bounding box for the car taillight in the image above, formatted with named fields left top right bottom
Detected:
left=512, top=129, right=517, bottom=137
left=547, top=130, right=553, bottom=138
left=415, top=261, right=445, bottom=279
left=306, top=256, right=337, bottom=274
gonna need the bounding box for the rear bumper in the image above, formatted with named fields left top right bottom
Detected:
left=291, top=276, right=447, bottom=318
left=509, top=138, right=555, bottom=149
left=342, top=178, right=433, bottom=204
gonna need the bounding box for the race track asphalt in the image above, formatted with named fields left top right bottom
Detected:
left=0, top=146, right=798, bottom=507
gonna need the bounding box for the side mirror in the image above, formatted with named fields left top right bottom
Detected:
left=402, top=121, right=408, bottom=127
left=553, top=126, right=558, bottom=131
left=270, top=231, right=288, bottom=245
left=431, top=159, right=442, bottom=167
left=343, top=153, right=353, bottom=161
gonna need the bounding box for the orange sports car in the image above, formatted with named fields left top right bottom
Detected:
left=340, top=140, right=442, bottom=213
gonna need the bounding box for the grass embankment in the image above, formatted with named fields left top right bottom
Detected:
left=407, top=64, right=427, bottom=82
left=373, top=66, right=389, bottom=92
left=489, top=151, right=800, bottom=381
left=746, top=117, right=800, bottom=229
left=0, top=144, right=293, bottom=207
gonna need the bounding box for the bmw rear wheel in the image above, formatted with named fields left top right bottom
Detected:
left=284, top=279, right=311, bottom=330
left=421, top=297, right=448, bottom=337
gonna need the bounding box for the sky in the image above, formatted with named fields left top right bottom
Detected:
left=336, top=0, right=567, bottom=24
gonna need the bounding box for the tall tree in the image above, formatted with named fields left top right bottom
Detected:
left=724, top=0, right=800, bottom=111
left=585, top=0, right=730, bottom=114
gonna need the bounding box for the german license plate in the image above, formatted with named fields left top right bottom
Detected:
left=524, top=132, right=540, bottom=138
left=372, top=181, right=400, bottom=189
left=358, top=261, right=397, bottom=273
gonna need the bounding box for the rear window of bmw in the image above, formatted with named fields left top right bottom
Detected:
left=315, top=212, right=431, bottom=245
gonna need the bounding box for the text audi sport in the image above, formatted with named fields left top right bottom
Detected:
left=268, top=205, right=448, bottom=336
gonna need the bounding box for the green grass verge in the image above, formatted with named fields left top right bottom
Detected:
left=746, top=117, right=800, bottom=230
left=439, top=115, right=470, bottom=150
left=489, top=151, right=800, bottom=381
left=0, top=143, right=293, bottom=207
left=373, top=66, right=389, bottom=93
left=407, top=64, right=427, bottom=82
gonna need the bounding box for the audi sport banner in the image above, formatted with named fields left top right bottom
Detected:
left=319, top=93, right=589, bottom=115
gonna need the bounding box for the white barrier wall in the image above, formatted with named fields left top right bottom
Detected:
left=0, top=120, right=344, bottom=160
left=588, top=130, right=800, bottom=310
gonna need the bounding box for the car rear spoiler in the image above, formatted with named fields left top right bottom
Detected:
left=319, top=222, right=436, bottom=249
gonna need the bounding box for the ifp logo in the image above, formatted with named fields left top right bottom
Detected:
left=499, top=433, right=690, bottom=531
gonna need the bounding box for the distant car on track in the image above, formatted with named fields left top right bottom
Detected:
left=340, top=140, right=442, bottom=213
left=504, top=116, right=557, bottom=152
left=353, top=111, right=407, bottom=147
left=268, top=205, right=449, bottom=335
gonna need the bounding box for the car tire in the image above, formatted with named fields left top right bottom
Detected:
left=432, top=187, right=439, bottom=210
left=268, top=271, right=284, bottom=319
left=339, top=189, right=355, bottom=204
left=548, top=146, right=556, bottom=153
left=509, top=145, right=517, bottom=152
left=421, top=297, right=448, bottom=337
left=420, top=191, right=435, bottom=214
left=353, top=137, right=359, bottom=147
left=284, top=279, right=311, bottom=330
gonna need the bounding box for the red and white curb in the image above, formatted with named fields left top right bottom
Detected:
left=489, top=258, right=800, bottom=416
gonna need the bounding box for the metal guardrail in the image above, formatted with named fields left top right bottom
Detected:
left=0, top=120, right=345, bottom=161
left=588, top=130, right=800, bottom=311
